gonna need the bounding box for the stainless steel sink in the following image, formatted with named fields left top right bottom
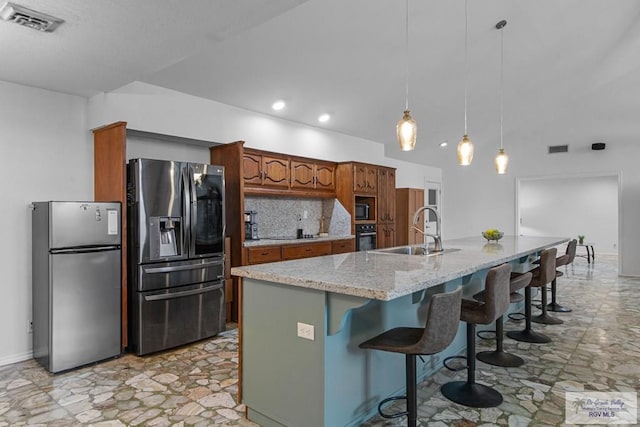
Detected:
left=372, top=246, right=461, bottom=256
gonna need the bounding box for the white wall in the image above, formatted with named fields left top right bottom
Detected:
left=88, top=82, right=441, bottom=188
left=0, top=81, right=91, bottom=365
left=518, top=175, right=619, bottom=254
left=427, top=135, right=639, bottom=276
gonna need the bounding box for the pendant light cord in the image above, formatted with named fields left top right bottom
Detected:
left=405, top=0, right=409, bottom=111
left=463, top=0, right=468, bottom=135
left=499, top=22, right=504, bottom=150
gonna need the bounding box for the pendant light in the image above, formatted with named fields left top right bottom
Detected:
left=494, top=20, right=509, bottom=174
left=457, top=0, right=473, bottom=165
left=397, top=0, right=417, bottom=151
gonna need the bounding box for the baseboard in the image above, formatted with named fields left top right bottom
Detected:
left=0, top=351, right=33, bottom=367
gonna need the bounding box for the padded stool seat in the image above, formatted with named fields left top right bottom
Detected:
left=507, top=248, right=557, bottom=344
left=473, top=271, right=532, bottom=367
left=441, top=264, right=511, bottom=408
left=359, top=287, right=462, bottom=427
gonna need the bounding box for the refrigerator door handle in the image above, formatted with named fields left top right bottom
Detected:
left=143, top=261, right=223, bottom=274
left=181, top=167, right=191, bottom=256
left=189, top=164, right=198, bottom=257
left=144, top=282, right=224, bottom=301
left=50, top=246, right=121, bottom=254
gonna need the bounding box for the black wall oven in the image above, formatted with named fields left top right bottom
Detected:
left=355, top=224, right=377, bottom=251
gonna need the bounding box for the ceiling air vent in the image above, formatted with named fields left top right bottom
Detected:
left=0, top=2, right=63, bottom=32
left=548, top=145, right=569, bottom=154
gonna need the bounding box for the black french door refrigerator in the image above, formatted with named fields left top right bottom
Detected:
left=127, top=158, right=225, bottom=355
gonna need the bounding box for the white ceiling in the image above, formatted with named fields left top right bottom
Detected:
left=2, top=0, right=639, bottom=165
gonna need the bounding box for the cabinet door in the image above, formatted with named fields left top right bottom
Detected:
left=291, top=161, right=315, bottom=189
left=354, top=164, right=376, bottom=194
left=331, top=239, right=354, bottom=254
left=315, top=163, right=335, bottom=191
left=282, top=242, right=332, bottom=260
left=262, top=155, right=290, bottom=188
left=243, top=153, right=263, bottom=185
left=377, top=168, right=396, bottom=223
left=376, top=225, right=396, bottom=249
left=409, top=189, right=424, bottom=245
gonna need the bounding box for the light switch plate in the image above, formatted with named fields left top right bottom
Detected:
left=297, top=322, right=315, bottom=340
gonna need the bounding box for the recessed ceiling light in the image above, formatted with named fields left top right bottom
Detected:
left=439, top=140, right=448, bottom=147
left=272, top=100, right=285, bottom=111
left=318, top=114, right=330, bottom=123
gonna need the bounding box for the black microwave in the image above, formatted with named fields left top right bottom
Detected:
left=355, top=203, right=370, bottom=220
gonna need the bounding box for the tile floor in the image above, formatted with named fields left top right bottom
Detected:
left=1, top=254, right=638, bottom=426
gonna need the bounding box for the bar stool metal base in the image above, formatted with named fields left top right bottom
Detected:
left=546, top=302, right=572, bottom=313
left=440, top=381, right=503, bottom=408
left=531, top=313, right=563, bottom=325
left=477, top=350, right=524, bottom=367
left=506, top=329, right=551, bottom=344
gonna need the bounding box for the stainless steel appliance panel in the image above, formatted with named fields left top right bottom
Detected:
left=132, top=281, right=225, bottom=355
left=190, top=163, right=225, bottom=258
left=50, top=249, right=121, bottom=372
left=138, top=256, right=224, bottom=292
left=50, top=202, right=120, bottom=248
left=129, top=159, right=189, bottom=263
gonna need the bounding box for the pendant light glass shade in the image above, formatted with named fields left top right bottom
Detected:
left=457, top=134, right=473, bottom=165
left=494, top=148, right=508, bottom=174
left=397, top=110, right=417, bottom=151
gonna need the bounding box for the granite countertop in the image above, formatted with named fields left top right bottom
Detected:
left=231, top=235, right=569, bottom=301
left=243, top=234, right=354, bottom=247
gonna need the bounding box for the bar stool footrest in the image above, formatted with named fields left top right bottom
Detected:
left=378, top=395, right=408, bottom=419
left=507, top=312, right=526, bottom=321
left=476, top=330, right=497, bottom=340
left=443, top=355, right=467, bottom=372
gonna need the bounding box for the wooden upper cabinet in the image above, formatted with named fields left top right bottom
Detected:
left=354, top=163, right=377, bottom=194
left=243, top=150, right=290, bottom=188
left=262, top=155, right=289, bottom=187
left=243, top=152, right=263, bottom=185
left=291, top=160, right=336, bottom=192
left=290, top=161, right=315, bottom=189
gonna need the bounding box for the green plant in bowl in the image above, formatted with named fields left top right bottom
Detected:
left=482, top=229, right=504, bottom=242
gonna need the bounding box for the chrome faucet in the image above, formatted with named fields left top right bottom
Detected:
left=411, top=205, right=443, bottom=252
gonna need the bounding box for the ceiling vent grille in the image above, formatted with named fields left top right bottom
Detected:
left=548, top=145, right=569, bottom=154
left=0, top=2, right=63, bottom=32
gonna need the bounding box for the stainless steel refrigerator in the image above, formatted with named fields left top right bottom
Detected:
left=32, top=201, right=121, bottom=373
left=127, top=158, right=225, bottom=356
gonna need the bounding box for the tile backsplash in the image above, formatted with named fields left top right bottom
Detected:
left=244, top=197, right=350, bottom=239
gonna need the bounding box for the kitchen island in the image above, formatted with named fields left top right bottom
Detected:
left=231, top=235, right=568, bottom=427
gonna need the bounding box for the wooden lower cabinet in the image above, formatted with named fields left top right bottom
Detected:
left=377, top=224, right=396, bottom=249
left=332, top=239, right=355, bottom=254
left=282, top=242, right=332, bottom=260
left=396, top=188, right=425, bottom=246
left=244, top=238, right=355, bottom=265
left=246, top=246, right=282, bottom=265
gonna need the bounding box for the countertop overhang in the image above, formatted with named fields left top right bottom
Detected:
left=231, top=235, right=569, bottom=300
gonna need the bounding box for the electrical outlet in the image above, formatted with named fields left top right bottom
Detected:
left=297, top=322, right=315, bottom=341
left=28, top=320, right=33, bottom=334
left=303, top=210, right=308, bottom=219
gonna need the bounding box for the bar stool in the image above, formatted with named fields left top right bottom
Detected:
left=359, top=287, right=462, bottom=427
left=507, top=248, right=557, bottom=343
left=472, top=270, right=532, bottom=367
left=440, top=264, right=511, bottom=408
left=547, top=239, right=577, bottom=313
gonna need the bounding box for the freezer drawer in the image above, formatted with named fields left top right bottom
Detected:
left=48, top=249, right=121, bottom=372
left=136, top=256, right=224, bottom=292
left=131, top=281, right=225, bottom=355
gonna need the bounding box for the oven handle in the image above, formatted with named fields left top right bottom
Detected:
left=144, top=260, right=223, bottom=274
left=144, top=282, right=224, bottom=301
left=357, top=232, right=377, bottom=237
